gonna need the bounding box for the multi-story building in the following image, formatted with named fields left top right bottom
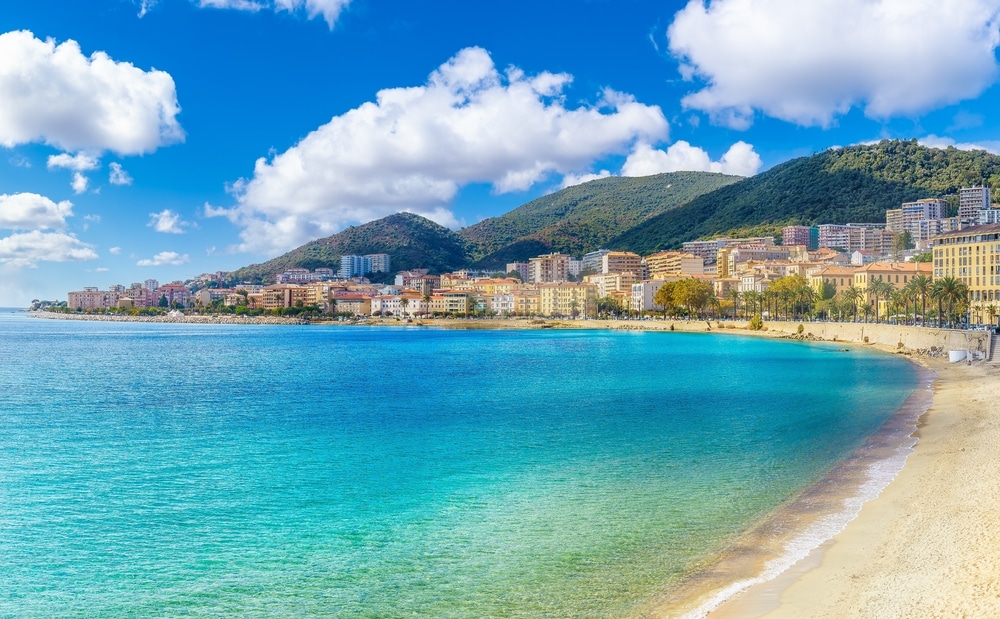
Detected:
left=156, top=283, right=190, bottom=307
left=580, top=249, right=611, bottom=274
left=720, top=245, right=791, bottom=277
left=681, top=237, right=775, bottom=264
left=807, top=266, right=857, bottom=298
left=332, top=295, right=372, bottom=316
left=511, top=289, right=540, bottom=316
left=505, top=262, right=531, bottom=282
left=980, top=208, right=1000, bottom=225
left=601, top=251, right=642, bottom=275
left=644, top=251, right=704, bottom=278
left=340, top=255, right=370, bottom=278
left=931, top=223, right=1000, bottom=323
left=853, top=262, right=932, bottom=310
left=959, top=186, right=991, bottom=220
left=366, top=254, right=391, bottom=273
left=886, top=198, right=947, bottom=244
left=631, top=280, right=666, bottom=313
left=586, top=272, right=640, bottom=298
left=782, top=226, right=819, bottom=250
left=528, top=253, right=570, bottom=284
left=538, top=282, right=597, bottom=317
left=68, top=287, right=114, bottom=310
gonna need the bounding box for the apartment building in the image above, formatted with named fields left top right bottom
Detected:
left=528, top=253, right=571, bottom=284
left=959, top=186, right=991, bottom=220
left=931, top=223, right=1000, bottom=320
left=538, top=282, right=597, bottom=317
left=782, top=226, right=819, bottom=250
left=601, top=251, right=642, bottom=275
left=644, top=251, right=704, bottom=278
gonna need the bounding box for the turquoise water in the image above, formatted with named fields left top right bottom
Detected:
left=0, top=313, right=918, bottom=618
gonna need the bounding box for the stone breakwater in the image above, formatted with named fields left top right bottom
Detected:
left=32, top=311, right=307, bottom=325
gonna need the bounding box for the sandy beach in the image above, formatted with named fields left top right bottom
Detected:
left=698, top=357, right=1000, bottom=619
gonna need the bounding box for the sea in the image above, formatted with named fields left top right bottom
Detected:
left=0, top=311, right=924, bottom=618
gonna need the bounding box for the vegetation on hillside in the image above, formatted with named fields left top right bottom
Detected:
left=460, top=171, right=741, bottom=268
left=610, top=140, right=1000, bottom=255
left=228, top=212, right=469, bottom=283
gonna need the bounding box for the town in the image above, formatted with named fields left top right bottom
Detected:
left=55, top=186, right=1000, bottom=327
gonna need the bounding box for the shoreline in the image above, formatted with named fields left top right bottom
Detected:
left=25, top=310, right=1000, bottom=616
left=701, top=357, right=1000, bottom=618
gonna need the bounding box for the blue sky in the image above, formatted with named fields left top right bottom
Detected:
left=2, top=0, right=1000, bottom=305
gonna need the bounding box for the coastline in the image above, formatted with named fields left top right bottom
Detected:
left=700, top=357, right=1000, bottom=619
left=26, top=309, right=1000, bottom=616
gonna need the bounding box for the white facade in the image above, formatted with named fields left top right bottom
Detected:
left=631, top=280, right=665, bottom=312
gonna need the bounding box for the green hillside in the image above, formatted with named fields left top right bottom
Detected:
left=611, top=140, right=1000, bottom=254
left=228, top=212, right=469, bottom=283
left=458, top=171, right=742, bottom=268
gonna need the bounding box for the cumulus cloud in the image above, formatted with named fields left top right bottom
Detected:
left=622, top=141, right=762, bottom=177
left=137, top=251, right=189, bottom=266
left=109, top=162, right=133, bottom=185
left=109, top=246, right=122, bottom=254
left=667, top=0, right=1000, bottom=128
left=219, top=47, right=667, bottom=254
left=0, top=30, right=183, bottom=154
left=918, top=134, right=1000, bottom=155
left=0, top=231, right=98, bottom=267
left=0, top=193, right=74, bottom=230
left=197, top=0, right=351, bottom=28
left=148, top=209, right=193, bottom=234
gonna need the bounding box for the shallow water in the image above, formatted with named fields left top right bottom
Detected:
left=0, top=314, right=918, bottom=617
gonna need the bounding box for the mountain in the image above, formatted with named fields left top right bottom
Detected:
left=610, top=140, right=1000, bottom=254
left=457, top=171, right=742, bottom=268
left=227, top=212, right=469, bottom=283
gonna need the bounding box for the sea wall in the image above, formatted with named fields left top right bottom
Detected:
left=754, top=321, right=992, bottom=357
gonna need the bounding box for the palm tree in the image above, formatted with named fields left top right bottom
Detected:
left=843, top=286, right=862, bottom=323
left=727, top=288, right=741, bottom=320
left=932, top=277, right=969, bottom=328
left=987, top=303, right=998, bottom=327
left=909, top=275, right=933, bottom=326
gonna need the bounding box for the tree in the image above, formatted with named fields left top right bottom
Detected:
left=727, top=288, right=741, bottom=320
left=909, top=274, right=933, bottom=325
left=932, top=277, right=969, bottom=328
left=842, top=286, right=862, bottom=322
left=912, top=251, right=933, bottom=263
left=158, top=294, right=169, bottom=308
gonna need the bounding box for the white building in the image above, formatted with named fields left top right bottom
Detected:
left=631, top=280, right=666, bottom=313
left=959, top=186, right=991, bottom=220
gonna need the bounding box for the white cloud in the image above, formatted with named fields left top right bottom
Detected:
left=109, top=162, right=133, bottom=185
left=667, top=0, right=1000, bottom=128
left=220, top=47, right=667, bottom=254
left=148, top=209, right=193, bottom=234
left=137, top=0, right=158, bottom=18
left=0, top=30, right=183, bottom=154
left=198, top=0, right=351, bottom=28
left=0, top=231, right=98, bottom=267
left=47, top=152, right=100, bottom=172
left=137, top=251, right=189, bottom=266
left=109, top=246, right=122, bottom=254
left=9, top=154, right=31, bottom=168
left=560, top=170, right=611, bottom=189
left=71, top=172, right=90, bottom=194
left=918, top=134, right=1000, bottom=155
left=622, top=141, right=762, bottom=177
left=0, top=192, right=74, bottom=230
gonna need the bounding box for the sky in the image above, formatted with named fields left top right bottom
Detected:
left=3, top=0, right=1000, bottom=306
